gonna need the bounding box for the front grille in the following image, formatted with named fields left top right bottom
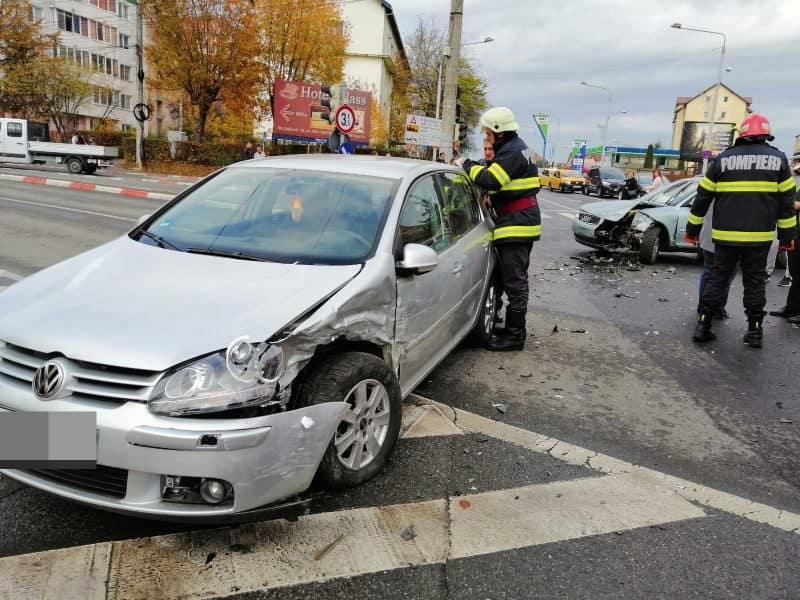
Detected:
left=0, top=341, right=161, bottom=403
left=578, top=212, right=601, bottom=225
left=27, top=465, right=129, bottom=498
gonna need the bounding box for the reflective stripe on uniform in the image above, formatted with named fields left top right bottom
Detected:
left=469, top=165, right=484, bottom=180
left=715, top=181, right=778, bottom=193
left=687, top=213, right=704, bottom=226
left=711, top=229, right=775, bottom=243
left=488, top=163, right=511, bottom=186
left=500, top=176, right=540, bottom=192
left=492, top=224, right=542, bottom=241
left=778, top=176, right=797, bottom=192
left=777, top=215, right=798, bottom=229
left=699, top=177, right=717, bottom=192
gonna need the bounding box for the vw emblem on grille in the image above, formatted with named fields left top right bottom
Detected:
left=32, top=361, right=65, bottom=400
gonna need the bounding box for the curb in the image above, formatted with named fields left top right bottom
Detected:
left=0, top=173, right=176, bottom=201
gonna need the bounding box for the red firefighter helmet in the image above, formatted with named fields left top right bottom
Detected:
left=738, top=114, right=774, bottom=140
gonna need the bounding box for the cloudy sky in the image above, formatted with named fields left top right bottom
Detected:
left=391, top=0, right=800, bottom=161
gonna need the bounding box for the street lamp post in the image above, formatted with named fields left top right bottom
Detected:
left=671, top=23, right=727, bottom=175
left=581, top=81, right=612, bottom=166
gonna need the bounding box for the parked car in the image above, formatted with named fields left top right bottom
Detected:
left=540, top=168, right=555, bottom=188
left=549, top=169, right=585, bottom=193
left=584, top=166, right=627, bottom=197
left=0, top=155, right=498, bottom=522
left=572, top=177, right=699, bottom=261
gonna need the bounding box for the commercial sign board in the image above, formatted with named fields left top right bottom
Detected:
left=679, top=121, right=735, bottom=161
left=404, top=114, right=444, bottom=147
left=272, top=80, right=371, bottom=145
left=570, top=139, right=587, bottom=171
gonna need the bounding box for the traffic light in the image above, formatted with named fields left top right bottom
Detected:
left=318, top=84, right=343, bottom=125
left=455, top=86, right=467, bottom=143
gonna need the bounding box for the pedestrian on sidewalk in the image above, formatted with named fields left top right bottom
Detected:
left=459, top=107, right=541, bottom=352
left=241, top=142, right=255, bottom=161
left=769, top=165, right=800, bottom=322
left=644, top=168, right=664, bottom=193
left=254, top=145, right=266, bottom=159
left=686, top=113, right=797, bottom=348
left=697, top=202, right=734, bottom=320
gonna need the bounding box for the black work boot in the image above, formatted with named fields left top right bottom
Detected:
left=743, top=319, right=763, bottom=348
left=486, top=308, right=526, bottom=351
left=692, top=313, right=716, bottom=343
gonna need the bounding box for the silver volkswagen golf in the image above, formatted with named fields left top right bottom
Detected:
left=0, top=155, right=497, bottom=522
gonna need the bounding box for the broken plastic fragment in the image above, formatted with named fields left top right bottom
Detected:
left=401, top=525, right=417, bottom=541
left=492, top=403, right=508, bottom=414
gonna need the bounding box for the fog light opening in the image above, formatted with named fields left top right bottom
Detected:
left=200, top=478, right=231, bottom=504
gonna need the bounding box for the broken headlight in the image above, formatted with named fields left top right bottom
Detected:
left=631, top=212, right=654, bottom=232
left=149, top=338, right=285, bottom=416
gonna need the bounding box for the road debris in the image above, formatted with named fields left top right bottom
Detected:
left=520, top=373, right=533, bottom=378
left=614, top=292, right=636, bottom=299
left=492, top=402, right=508, bottom=414
left=570, top=328, right=587, bottom=333
left=780, top=418, right=793, bottom=425
left=205, top=552, right=216, bottom=565
left=314, top=533, right=346, bottom=560
left=229, top=544, right=253, bottom=554
left=458, top=499, right=472, bottom=509
left=400, top=526, right=417, bottom=542
left=657, top=298, right=670, bottom=303
left=551, top=325, right=559, bottom=334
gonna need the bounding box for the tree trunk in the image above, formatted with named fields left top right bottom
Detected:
left=195, top=104, right=210, bottom=142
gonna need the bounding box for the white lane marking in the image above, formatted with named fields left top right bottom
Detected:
left=0, top=196, right=136, bottom=222
left=141, top=179, right=159, bottom=182
left=538, top=196, right=586, bottom=213
left=449, top=473, right=705, bottom=559
left=539, top=213, right=552, bottom=219
left=0, top=477, right=705, bottom=599
left=0, top=270, right=22, bottom=281
left=425, top=397, right=800, bottom=534
left=401, top=403, right=464, bottom=438
left=558, top=211, right=577, bottom=220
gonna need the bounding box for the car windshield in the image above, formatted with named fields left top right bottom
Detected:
left=138, top=167, right=398, bottom=265
left=641, top=180, right=694, bottom=206
left=666, top=181, right=699, bottom=206
left=563, top=170, right=581, bottom=177
left=600, top=168, right=625, bottom=180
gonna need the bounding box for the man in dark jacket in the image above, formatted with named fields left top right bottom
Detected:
left=462, top=107, right=541, bottom=351
left=770, top=163, right=800, bottom=322
left=685, top=114, right=797, bottom=347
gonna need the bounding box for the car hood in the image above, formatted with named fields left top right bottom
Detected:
left=582, top=199, right=666, bottom=221
left=0, top=237, right=362, bottom=371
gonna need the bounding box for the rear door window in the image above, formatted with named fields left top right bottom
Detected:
left=7, top=122, right=22, bottom=137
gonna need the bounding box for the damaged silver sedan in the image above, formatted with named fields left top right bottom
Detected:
left=0, top=155, right=497, bottom=522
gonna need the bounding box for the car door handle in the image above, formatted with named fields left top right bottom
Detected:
left=452, top=263, right=463, bottom=275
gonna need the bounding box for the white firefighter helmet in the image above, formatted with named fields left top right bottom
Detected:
left=479, top=107, right=519, bottom=133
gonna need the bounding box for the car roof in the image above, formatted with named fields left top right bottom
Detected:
left=227, top=154, right=453, bottom=180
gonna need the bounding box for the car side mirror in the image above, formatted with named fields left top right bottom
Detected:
left=136, top=214, right=151, bottom=226
left=396, top=243, right=438, bottom=276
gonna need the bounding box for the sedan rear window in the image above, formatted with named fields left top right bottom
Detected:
left=139, top=167, right=399, bottom=265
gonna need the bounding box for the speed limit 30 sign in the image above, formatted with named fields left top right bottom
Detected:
left=335, top=105, right=356, bottom=134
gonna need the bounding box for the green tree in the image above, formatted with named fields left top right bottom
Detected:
left=644, top=144, right=655, bottom=169
left=403, top=17, right=488, bottom=149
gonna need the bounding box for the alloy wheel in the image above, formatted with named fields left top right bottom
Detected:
left=335, top=379, right=391, bottom=470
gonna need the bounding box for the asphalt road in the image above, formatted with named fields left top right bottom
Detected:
left=0, top=181, right=797, bottom=599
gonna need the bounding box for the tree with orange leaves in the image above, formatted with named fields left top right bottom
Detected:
left=140, top=0, right=263, bottom=142
left=254, top=0, right=348, bottom=124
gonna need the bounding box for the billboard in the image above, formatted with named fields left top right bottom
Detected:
left=533, top=113, right=549, bottom=141
left=570, top=139, right=587, bottom=171
left=272, top=80, right=372, bottom=145
left=404, top=114, right=444, bottom=147
left=679, top=121, right=735, bottom=161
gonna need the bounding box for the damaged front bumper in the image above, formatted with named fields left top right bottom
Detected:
left=0, top=387, right=347, bottom=521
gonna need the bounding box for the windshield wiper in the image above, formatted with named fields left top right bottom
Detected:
left=139, top=230, right=184, bottom=251
left=186, top=248, right=271, bottom=262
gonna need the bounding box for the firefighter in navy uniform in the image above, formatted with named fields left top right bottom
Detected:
left=462, top=107, right=541, bottom=351
left=686, top=113, right=798, bottom=348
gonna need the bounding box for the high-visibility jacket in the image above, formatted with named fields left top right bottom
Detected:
left=463, top=134, right=541, bottom=243
left=686, top=139, right=797, bottom=246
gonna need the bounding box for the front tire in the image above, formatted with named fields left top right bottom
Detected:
left=296, top=352, right=402, bottom=490
left=639, top=227, right=662, bottom=265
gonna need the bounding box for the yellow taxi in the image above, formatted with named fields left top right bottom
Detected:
left=539, top=168, right=556, bottom=188
left=548, top=169, right=585, bottom=193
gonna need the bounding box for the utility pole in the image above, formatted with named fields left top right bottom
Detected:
left=440, top=0, right=463, bottom=161
left=135, top=1, right=145, bottom=169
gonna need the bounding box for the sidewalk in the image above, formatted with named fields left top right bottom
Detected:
left=0, top=164, right=203, bottom=200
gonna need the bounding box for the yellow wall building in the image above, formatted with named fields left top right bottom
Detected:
left=671, top=83, right=752, bottom=156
